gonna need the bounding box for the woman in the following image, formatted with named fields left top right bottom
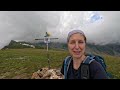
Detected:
left=61, top=30, right=108, bottom=79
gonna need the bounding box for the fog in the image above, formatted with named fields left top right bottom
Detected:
left=0, top=11, right=120, bottom=49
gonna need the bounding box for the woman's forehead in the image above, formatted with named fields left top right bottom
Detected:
left=69, top=33, right=84, bottom=38
left=67, top=30, right=86, bottom=42
left=68, top=34, right=85, bottom=42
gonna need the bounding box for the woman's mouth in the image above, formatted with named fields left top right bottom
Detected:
left=73, top=51, right=81, bottom=55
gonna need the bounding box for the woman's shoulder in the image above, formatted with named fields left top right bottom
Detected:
left=89, top=60, right=103, bottom=70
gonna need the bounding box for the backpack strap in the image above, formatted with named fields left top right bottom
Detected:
left=83, top=56, right=95, bottom=64
left=64, top=55, right=95, bottom=79
left=94, top=55, right=107, bottom=70
left=80, top=56, right=95, bottom=79
left=64, top=56, right=72, bottom=79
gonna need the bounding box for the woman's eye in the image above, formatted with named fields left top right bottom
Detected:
left=69, top=40, right=85, bottom=44
left=78, top=41, right=84, bottom=43
left=69, top=41, right=75, bottom=44
left=78, top=40, right=85, bottom=44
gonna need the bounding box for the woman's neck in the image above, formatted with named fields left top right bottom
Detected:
left=73, top=55, right=86, bottom=70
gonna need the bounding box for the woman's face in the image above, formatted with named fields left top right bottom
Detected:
left=68, top=33, right=86, bottom=59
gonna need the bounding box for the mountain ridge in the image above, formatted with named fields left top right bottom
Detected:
left=2, top=40, right=120, bottom=57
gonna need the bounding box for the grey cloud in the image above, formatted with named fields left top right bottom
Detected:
left=0, top=11, right=120, bottom=49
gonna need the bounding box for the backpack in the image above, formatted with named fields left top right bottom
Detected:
left=64, top=54, right=112, bottom=79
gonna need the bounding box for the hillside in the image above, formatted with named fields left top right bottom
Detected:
left=0, top=48, right=120, bottom=79
left=2, top=40, right=35, bottom=49
left=86, top=43, right=120, bottom=56
left=2, top=40, right=120, bottom=56
left=1, top=40, right=120, bottom=79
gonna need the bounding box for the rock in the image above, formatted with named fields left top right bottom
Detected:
left=31, top=68, right=63, bottom=79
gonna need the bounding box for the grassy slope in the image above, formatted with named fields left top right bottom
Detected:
left=103, top=55, right=120, bottom=79
left=0, top=48, right=69, bottom=79
left=0, top=48, right=119, bottom=79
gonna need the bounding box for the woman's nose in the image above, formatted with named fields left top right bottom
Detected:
left=74, top=42, right=79, bottom=49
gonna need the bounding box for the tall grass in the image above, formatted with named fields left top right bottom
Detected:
left=0, top=48, right=119, bottom=79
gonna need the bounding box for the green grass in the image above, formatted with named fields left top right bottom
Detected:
left=0, top=48, right=120, bottom=79
left=0, top=48, right=69, bottom=79
left=103, top=55, right=120, bottom=79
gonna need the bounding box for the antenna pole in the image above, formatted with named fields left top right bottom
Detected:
left=47, top=42, right=50, bottom=69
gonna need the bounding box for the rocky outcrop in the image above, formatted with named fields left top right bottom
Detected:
left=31, top=68, right=63, bottom=79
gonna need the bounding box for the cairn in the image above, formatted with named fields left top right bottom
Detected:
left=31, top=67, right=63, bottom=79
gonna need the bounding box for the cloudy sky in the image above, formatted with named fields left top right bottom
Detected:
left=0, top=11, right=120, bottom=49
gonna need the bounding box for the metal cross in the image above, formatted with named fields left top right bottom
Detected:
left=35, top=32, right=58, bottom=69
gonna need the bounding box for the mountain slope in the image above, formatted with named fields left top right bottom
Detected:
left=2, top=40, right=120, bottom=56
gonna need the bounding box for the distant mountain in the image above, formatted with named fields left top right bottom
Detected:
left=86, top=43, right=120, bottom=56
left=2, top=40, right=35, bottom=49
left=2, top=40, right=120, bottom=56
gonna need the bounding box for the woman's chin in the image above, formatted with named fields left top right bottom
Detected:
left=73, top=54, right=82, bottom=58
